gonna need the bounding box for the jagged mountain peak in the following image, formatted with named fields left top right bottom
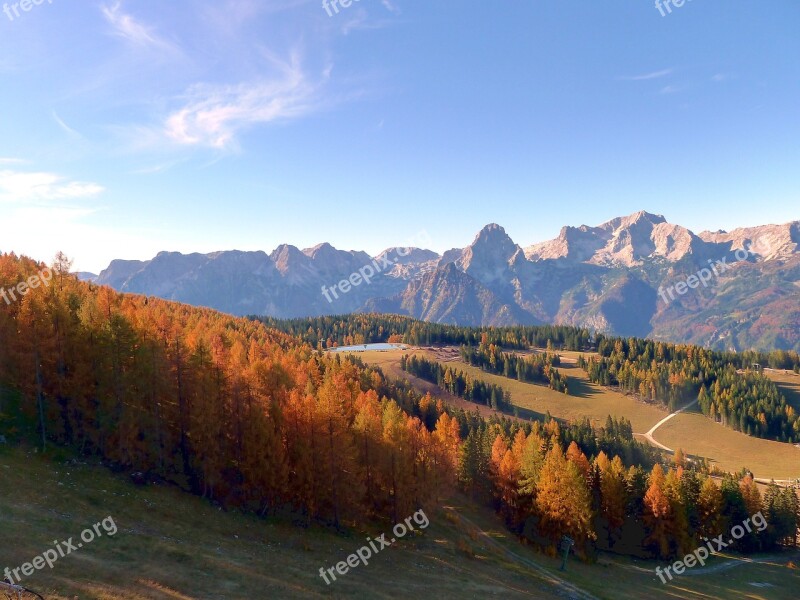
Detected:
left=270, top=244, right=310, bottom=275
left=466, top=223, right=520, bottom=257
left=270, top=244, right=305, bottom=261
left=478, top=222, right=506, bottom=233
left=600, top=210, right=666, bottom=232
left=301, top=242, right=373, bottom=266
left=458, top=223, right=523, bottom=283
left=438, top=248, right=464, bottom=266
left=473, top=223, right=515, bottom=244
left=526, top=210, right=702, bottom=266
left=375, top=247, right=439, bottom=265
left=302, top=242, right=337, bottom=259
left=698, top=221, right=800, bottom=260
left=526, top=223, right=609, bottom=262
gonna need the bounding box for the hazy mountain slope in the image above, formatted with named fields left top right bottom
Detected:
left=649, top=254, right=800, bottom=350
left=97, top=258, right=148, bottom=288
left=74, top=271, right=98, bottom=282
left=698, top=221, right=800, bottom=259
left=365, top=262, right=539, bottom=326
left=95, top=211, right=800, bottom=351
left=98, top=245, right=439, bottom=318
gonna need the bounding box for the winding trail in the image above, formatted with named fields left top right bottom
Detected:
left=639, top=399, right=699, bottom=452
left=443, top=506, right=600, bottom=600
left=682, top=551, right=800, bottom=576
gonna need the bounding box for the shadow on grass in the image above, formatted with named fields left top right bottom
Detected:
left=508, top=404, right=546, bottom=422
left=682, top=403, right=704, bottom=415
left=565, top=377, right=601, bottom=399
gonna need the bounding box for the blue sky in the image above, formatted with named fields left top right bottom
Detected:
left=0, top=0, right=798, bottom=273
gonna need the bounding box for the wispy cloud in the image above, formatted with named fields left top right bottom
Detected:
left=619, top=68, right=674, bottom=81
left=711, top=73, right=729, bottom=83
left=339, top=8, right=396, bottom=35
left=381, top=0, right=401, bottom=14
left=163, top=52, right=329, bottom=150
left=341, top=10, right=370, bottom=35
left=659, top=85, right=681, bottom=94
left=52, top=111, right=82, bottom=138
left=101, top=2, right=178, bottom=53
left=131, top=159, right=188, bottom=175
left=0, top=169, right=104, bottom=203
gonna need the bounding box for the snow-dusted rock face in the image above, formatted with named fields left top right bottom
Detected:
left=698, top=222, right=800, bottom=260
left=525, top=211, right=716, bottom=267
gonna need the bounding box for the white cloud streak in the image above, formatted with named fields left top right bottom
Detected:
left=52, top=111, right=82, bottom=138
left=164, top=53, right=327, bottom=149
left=0, top=169, right=104, bottom=203
left=101, top=2, right=177, bottom=52
left=619, top=68, right=674, bottom=81
left=381, top=0, right=401, bottom=14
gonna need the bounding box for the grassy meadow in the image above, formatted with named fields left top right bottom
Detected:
left=351, top=348, right=800, bottom=480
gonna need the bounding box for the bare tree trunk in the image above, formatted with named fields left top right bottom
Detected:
left=35, top=351, right=46, bottom=452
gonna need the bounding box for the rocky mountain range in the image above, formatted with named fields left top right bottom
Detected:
left=90, top=211, right=800, bottom=351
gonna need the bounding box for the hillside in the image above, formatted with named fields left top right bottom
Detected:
left=0, top=445, right=571, bottom=599
left=2, top=446, right=799, bottom=600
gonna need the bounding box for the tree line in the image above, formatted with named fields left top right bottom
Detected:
left=264, top=313, right=798, bottom=379
left=400, top=354, right=513, bottom=412
left=464, top=418, right=799, bottom=559
left=459, top=343, right=569, bottom=393
left=259, top=314, right=594, bottom=351
left=265, top=315, right=800, bottom=440
left=729, top=348, right=800, bottom=372
left=578, top=337, right=800, bottom=442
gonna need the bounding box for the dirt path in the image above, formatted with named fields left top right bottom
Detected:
left=638, top=399, right=699, bottom=452
left=683, top=551, right=800, bottom=575
left=443, top=506, right=600, bottom=600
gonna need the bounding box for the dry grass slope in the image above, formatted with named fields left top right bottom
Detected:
left=0, top=445, right=576, bottom=599
left=2, top=446, right=799, bottom=600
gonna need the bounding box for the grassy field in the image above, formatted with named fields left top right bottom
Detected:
left=353, top=349, right=520, bottom=421
left=351, top=348, right=800, bottom=479
left=356, top=348, right=667, bottom=431
left=654, top=407, right=800, bottom=480
left=2, top=445, right=799, bottom=600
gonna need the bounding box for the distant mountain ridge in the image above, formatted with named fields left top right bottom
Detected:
left=95, top=211, right=800, bottom=351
